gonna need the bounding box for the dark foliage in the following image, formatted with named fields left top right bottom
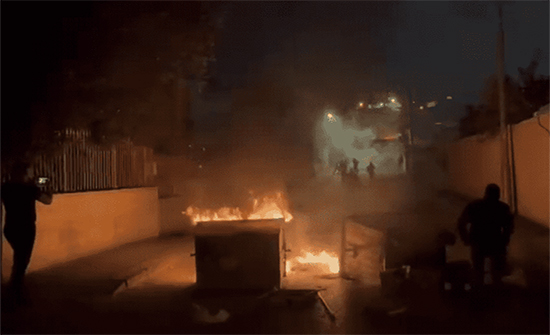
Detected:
left=2, top=2, right=226, bottom=171
left=459, top=50, right=549, bottom=138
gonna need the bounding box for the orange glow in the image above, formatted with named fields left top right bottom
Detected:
left=184, top=192, right=293, bottom=225
left=3, top=188, right=160, bottom=280
left=286, top=250, right=340, bottom=274
left=376, top=126, right=400, bottom=141
left=185, top=206, right=244, bottom=223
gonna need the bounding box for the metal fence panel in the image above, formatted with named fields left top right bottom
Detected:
left=25, top=129, right=154, bottom=193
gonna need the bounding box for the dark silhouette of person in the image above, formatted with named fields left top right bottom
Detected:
left=342, top=158, right=360, bottom=186
left=457, top=184, right=513, bottom=287
left=366, top=162, right=376, bottom=179
left=334, top=159, right=349, bottom=176
left=2, top=162, right=53, bottom=302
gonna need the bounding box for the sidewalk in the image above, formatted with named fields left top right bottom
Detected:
left=2, top=234, right=195, bottom=334
left=2, top=231, right=342, bottom=334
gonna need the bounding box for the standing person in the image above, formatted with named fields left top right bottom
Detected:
left=366, top=162, right=376, bottom=180
left=2, top=162, right=53, bottom=303
left=334, top=159, right=349, bottom=176
left=457, top=184, right=514, bottom=287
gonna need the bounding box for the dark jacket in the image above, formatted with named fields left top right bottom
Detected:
left=458, top=198, right=514, bottom=253
left=2, top=182, right=43, bottom=224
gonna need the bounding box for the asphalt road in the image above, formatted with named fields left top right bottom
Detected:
left=2, top=174, right=548, bottom=334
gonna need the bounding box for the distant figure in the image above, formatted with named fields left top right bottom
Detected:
left=2, top=162, right=53, bottom=302
left=366, top=162, right=376, bottom=180
left=351, top=158, right=359, bottom=175
left=343, top=158, right=360, bottom=186
left=457, top=184, right=513, bottom=287
left=334, top=159, right=349, bottom=176
left=398, top=155, right=404, bottom=171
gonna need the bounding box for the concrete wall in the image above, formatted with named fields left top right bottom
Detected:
left=155, top=155, right=199, bottom=235
left=512, top=114, right=549, bottom=226
left=448, top=134, right=502, bottom=200
left=448, top=113, right=549, bottom=227
left=2, top=187, right=160, bottom=281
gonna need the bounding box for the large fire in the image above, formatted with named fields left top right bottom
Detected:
left=184, top=192, right=293, bottom=225
left=286, top=251, right=340, bottom=274
left=184, top=192, right=340, bottom=277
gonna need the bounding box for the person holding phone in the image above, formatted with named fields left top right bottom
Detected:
left=1, top=161, right=53, bottom=304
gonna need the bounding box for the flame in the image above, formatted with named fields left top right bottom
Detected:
left=184, top=192, right=293, bottom=225
left=287, top=251, right=340, bottom=274
left=185, top=207, right=244, bottom=223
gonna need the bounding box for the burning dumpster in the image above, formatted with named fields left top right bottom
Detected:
left=193, top=219, right=286, bottom=290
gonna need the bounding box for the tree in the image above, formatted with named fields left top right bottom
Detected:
left=61, top=3, right=222, bottom=151
left=2, top=2, right=225, bottom=172
left=518, top=48, right=549, bottom=115
left=459, top=50, right=549, bottom=138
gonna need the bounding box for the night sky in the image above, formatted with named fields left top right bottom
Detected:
left=2, top=1, right=548, bottom=147
left=214, top=1, right=548, bottom=121
left=387, top=1, right=549, bottom=103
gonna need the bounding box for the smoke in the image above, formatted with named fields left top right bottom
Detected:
left=163, top=3, right=475, bottom=280
left=182, top=2, right=405, bottom=209
left=176, top=2, right=411, bottom=241
left=315, top=105, right=405, bottom=175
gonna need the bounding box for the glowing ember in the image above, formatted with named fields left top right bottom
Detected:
left=184, top=192, right=293, bottom=225
left=287, top=251, right=340, bottom=274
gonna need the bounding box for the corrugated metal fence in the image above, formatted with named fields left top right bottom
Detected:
left=31, top=129, right=155, bottom=193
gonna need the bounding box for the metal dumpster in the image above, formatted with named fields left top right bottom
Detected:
left=193, top=219, right=285, bottom=290
left=340, top=213, right=419, bottom=281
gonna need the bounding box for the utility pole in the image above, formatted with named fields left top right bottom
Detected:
left=496, top=4, right=513, bottom=210
left=403, top=87, right=415, bottom=174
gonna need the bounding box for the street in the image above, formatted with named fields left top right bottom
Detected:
left=2, top=2, right=548, bottom=334
left=2, top=173, right=548, bottom=334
